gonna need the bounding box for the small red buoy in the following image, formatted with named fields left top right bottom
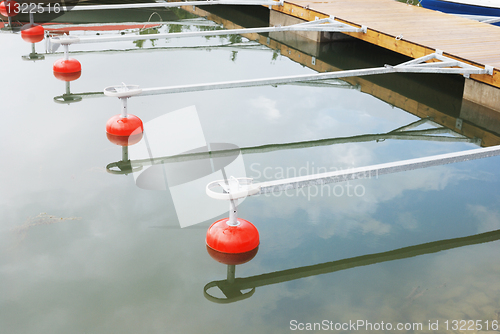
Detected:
left=206, top=218, right=260, bottom=255
left=0, top=0, right=18, bottom=17
left=53, top=58, right=81, bottom=81
left=106, top=114, right=144, bottom=146
left=21, top=24, right=44, bottom=43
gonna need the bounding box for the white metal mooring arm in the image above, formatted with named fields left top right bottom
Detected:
left=103, top=53, right=493, bottom=99
left=206, top=145, right=500, bottom=200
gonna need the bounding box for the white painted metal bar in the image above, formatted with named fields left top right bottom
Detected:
left=37, top=0, right=282, bottom=13
left=105, top=59, right=488, bottom=97
left=395, top=52, right=483, bottom=71
left=50, top=20, right=364, bottom=45
left=408, top=61, right=460, bottom=68
left=290, top=17, right=332, bottom=26
left=134, top=67, right=396, bottom=96
left=102, top=52, right=491, bottom=100
left=256, top=145, right=500, bottom=194
left=395, top=53, right=437, bottom=67
left=392, top=67, right=484, bottom=75
left=205, top=145, right=500, bottom=200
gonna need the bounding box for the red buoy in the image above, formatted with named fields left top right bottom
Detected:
left=206, top=218, right=260, bottom=255
left=106, top=114, right=144, bottom=146
left=21, top=24, right=44, bottom=43
left=0, top=0, right=18, bottom=17
left=53, top=58, right=81, bottom=82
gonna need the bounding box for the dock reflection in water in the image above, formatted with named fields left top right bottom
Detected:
left=204, top=228, right=500, bottom=303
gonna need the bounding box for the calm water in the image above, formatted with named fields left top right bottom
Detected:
left=1, top=4, right=500, bottom=334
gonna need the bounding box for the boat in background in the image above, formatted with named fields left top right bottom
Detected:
left=419, top=0, right=500, bottom=25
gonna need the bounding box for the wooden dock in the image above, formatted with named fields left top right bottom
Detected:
left=271, top=0, right=500, bottom=93
left=183, top=4, right=500, bottom=147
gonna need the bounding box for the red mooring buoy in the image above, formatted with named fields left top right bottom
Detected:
left=53, top=58, right=81, bottom=81
left=106, top=114, right=144, bottom=146
left=0, top=0, right=18, bottom=17
left=206, top=218, right=260, bottom=257
left=21, top=24, right=44, bottom=43
left=205, top=178, right=261, bottom=264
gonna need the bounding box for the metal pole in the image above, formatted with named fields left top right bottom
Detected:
left=228, top=200, right=238, bottom=226
left=63, top=44, right=69, bottom=60
left=120, top=98, right=128, bottom=118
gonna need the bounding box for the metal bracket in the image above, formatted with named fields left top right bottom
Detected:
left=485, top=65, right=494, bottom=75
left=104, top=84, right=143, bottom=98
left=206, top=177, right=261, bottom=201
left=393, top=52, right=492, bottom=76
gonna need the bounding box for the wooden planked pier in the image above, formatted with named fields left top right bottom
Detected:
left=182, top=4, right=500, bottom=147
left=270, top=0, right=500, bottom=111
